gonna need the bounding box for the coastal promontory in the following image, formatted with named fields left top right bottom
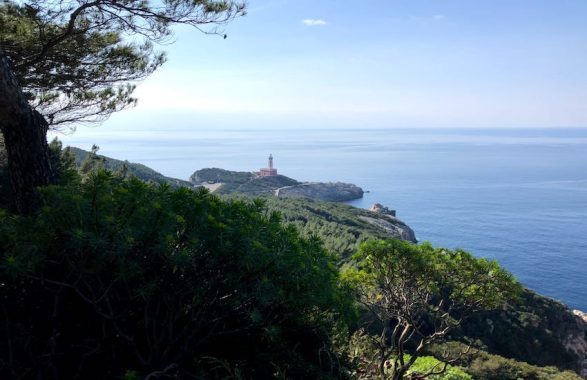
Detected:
left=189, top=167, right=364, bottom=202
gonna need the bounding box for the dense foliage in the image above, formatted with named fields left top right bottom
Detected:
left=0, top=171, right=354, bottom=378
left=460, top=289, right=585, bottom=369
left=69, top=145, right=192, bottom=187
left=343, top=240, right=522, bottom=379
left=231, top=196, right=403, bottom=260
left=427, top=342, right=583, bottom=380
left=0, top=145, right=583, bottom=378
left=0, top=0, right=245, bottom=127
left=0, top=1, right=244, bottom=213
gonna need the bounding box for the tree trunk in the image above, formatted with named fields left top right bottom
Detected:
left=0, top=48, right=54, bottom=214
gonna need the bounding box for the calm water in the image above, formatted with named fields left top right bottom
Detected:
left=57, top=128, right=587, bottom=311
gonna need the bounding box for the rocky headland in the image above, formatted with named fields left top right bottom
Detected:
left=189, top=168, right=364, bottom=201
left=358, top=203, right=416, bottom=242
left=275, top=181, right=363, bottom=201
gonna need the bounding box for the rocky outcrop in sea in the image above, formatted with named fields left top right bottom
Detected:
left=359, top=203, right=417, bottom=242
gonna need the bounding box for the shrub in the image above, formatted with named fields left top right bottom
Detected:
left=0, top=171, right=354, bottom=378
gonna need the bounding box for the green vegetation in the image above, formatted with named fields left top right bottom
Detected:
left=3, top=2, right=582, bottom=378
left=466, top=350, right=583, bottom=380
left=0, top=0, right=245, bottom=128
left=0, top=0, right=245, bottom=213
left=190, top=167, right=300, bottom=195
left=407, top=356, right=472, bottom=380
left=460, top=289, right=586, bottom=369
left=231, top=175, right=300, bottom=196
left=427, top=342, right=583, bottom=380
left=190, top=168, right=364, bottom=201
left=70, top=145, right=192, bottom=188
left=0, top=169, right=354, bottom=378
left=0, top=145, right=584, bottom=378
left=190, top=167, right=255, bottom=186
left=238, top=196, right=412, bottom=259
left=343, top=240, right=522, bottom=379
left=342, top=330, right=472, bottom=379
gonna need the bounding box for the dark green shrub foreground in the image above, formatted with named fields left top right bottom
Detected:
left=0, top=171, right=354, bottom=379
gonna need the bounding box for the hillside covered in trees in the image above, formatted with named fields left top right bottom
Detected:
left=1, top=142, right=585, bottom=379
left=1, top=0, right=586, bottom=378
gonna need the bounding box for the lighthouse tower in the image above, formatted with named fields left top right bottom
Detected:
left=259, top=154, right=278, bottom=177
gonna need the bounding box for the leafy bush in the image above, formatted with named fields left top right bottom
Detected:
left=458, top=289, right=584, bottom=370
left=343, top=239, right=522, bottom=379
left=466, top=349, right=583, bottom=380
left=428, top=342, right=583, bottom=380
left=0, top=171, right=354, bottom=378
left=70, top=146, right=192, bottom=187
left=407, top=356, right=472, bottom=380
left=339, top=330, right=471, bottom=379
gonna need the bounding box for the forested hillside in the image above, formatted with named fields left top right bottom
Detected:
left=236, top=195, right=417, bottom=258
left=68, top=146, right=193, bottom=188
left=1, top=0, right=585, bottom=377
left=3, top=142, right=584, bottom=379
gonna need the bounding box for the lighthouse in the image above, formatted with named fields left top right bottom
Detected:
left=259, top=154, right=278, bottom=177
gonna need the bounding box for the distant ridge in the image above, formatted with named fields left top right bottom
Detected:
left=68, top=147, right=193, bottom=188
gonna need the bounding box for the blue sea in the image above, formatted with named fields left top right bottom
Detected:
left=56, top=128, right=587, bottom=311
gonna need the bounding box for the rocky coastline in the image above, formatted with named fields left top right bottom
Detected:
left=275, top=181, right=363, bottom=202
left=571, top=310, right=587, bottom=376
left=358, top=203, right=416, bottom=242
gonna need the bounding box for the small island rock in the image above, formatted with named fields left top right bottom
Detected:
left=369, top=203, right=396, bottom=217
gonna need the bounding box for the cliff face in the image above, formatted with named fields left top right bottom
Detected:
left=358, top=215, right=416, bottom=243
left=568, top=311, right=587, bottom=377
left=355, top=203, right=416, bottom=242
left=276, top=182, right=364, bottom=202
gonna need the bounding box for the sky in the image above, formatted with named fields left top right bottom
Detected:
left=56, top=0, right=587, bottom=138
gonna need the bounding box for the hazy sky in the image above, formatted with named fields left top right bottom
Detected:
left=60, top=0, right=587, bottom=136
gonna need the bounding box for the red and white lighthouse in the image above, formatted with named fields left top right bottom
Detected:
left=259, top=154, right=278, bottom=177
